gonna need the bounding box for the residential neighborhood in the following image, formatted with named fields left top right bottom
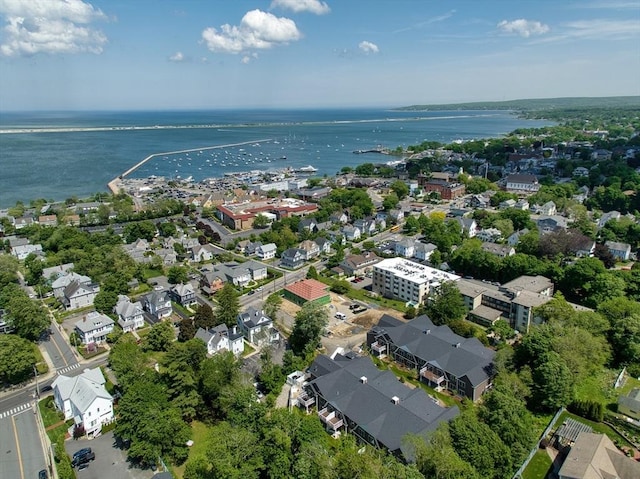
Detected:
left=2, top=105, right=640, bottom=479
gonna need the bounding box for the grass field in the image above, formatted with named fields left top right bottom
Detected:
left=171, top=420, right=210, bottom=479
left=522, top=449, right=552, bottom=479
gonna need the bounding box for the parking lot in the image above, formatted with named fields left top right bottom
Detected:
left=65, top=431, right=154, bottom=479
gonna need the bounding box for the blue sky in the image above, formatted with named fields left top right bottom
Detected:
left=0, top=0, right=639, bottom=111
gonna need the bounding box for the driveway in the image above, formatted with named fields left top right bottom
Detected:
left=65, top=431, right=154, bottom=479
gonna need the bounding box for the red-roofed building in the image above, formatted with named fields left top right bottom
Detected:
left=283, top=279, right=331, bottom=306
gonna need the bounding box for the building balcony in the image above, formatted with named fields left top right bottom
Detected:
left=318, top=407, right=344, bottom=430
left=420, top=367, right=445, bottom=385
left=298, top=391, right=315, bottom=408
left=371, top=341, right=387, bottom=355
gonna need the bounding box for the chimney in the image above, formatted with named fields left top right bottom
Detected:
left=360, top=376, right=367, bottom=384
left=391, top=396, right=400, bottom=405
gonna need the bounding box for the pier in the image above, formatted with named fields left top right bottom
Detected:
left=107, top=139, right=272, bottom=195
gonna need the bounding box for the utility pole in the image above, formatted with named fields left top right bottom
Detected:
left=33, top=364, right=39, bottom=399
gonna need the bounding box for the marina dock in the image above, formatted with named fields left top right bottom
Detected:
left=107, top=139, right=272, bottom=194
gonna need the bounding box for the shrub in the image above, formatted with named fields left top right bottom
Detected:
left=568, top=399, right=604, bottom=422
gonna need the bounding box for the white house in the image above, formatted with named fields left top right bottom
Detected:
left=256, top=243, right=277, bottom=260
left=195, top=324, right=244, bottom=356
left=394, top=238, right=415, bottom=258
left=51, top=367, right=113, bottom=437
left=342, top=225, right=361, bottom=242
left=113, top=295, right=145, bottom=332
left=414, top=242, right=438, bottom=262
left=52, top=272, right=92, bottom=299
left=191, top=244, right=217, bottom=262
left=143, top=290, right=173, bottom=321
left=62, top=280, right=99, bottom=311
left=74, top=311, right=114, bottom=344
left=505, top=173, right=540, bottom=193
left=605, top=241, right=631, bottom=261
left=237, top=307, right=280, bottom=346
left=476, top=228, right=502, bottom=242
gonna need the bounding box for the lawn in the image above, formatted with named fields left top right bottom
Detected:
left=316, top=275, right=406, bottom=311
left=171, top=420, right=210, bottom=479
left=521, top=449, right=552, bottom=479
left=141, top=268, right=164, bottom=280
left=574, top=368, right=618, bottom=407
left=243, top=342, right=256, bottom=357
left=39, top=397, right=64, bottom=427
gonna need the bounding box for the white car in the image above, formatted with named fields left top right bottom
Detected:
left=335, top=312, right=346, bottom=320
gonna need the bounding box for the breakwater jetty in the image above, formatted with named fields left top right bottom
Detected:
left=107, top=139, right=272, bottom=194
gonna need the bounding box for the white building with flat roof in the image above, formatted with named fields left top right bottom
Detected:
left=372, top=257, right=460, bottom=306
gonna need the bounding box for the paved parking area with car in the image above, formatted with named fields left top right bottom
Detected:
left=65, top=431, right=154, bottom=479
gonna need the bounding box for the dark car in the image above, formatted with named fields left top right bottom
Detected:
left=72, top=448, right=92, bottom=459
left=71, top=450, right=95, bottom=467
left=38, top=470, right=48, bottom=479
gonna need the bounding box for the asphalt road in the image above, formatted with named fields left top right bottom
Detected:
left=0, top=408, right=47, bottom=479
left=41, top=319, right=79, bottom=371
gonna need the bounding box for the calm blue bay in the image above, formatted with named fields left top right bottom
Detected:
left=0, top=109, right=553, bottom=207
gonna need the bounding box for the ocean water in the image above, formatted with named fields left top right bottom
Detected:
left=0, top=109, right=553, bottom=207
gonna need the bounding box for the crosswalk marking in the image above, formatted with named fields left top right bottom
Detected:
left=56, top=363, right=80, bottom=375
left=0, top=403, right=31, bottom=419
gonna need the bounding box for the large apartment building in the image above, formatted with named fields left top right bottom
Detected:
left=372, top=257, right=460, bottom=306
left=457, top=275, right=554, bottom=332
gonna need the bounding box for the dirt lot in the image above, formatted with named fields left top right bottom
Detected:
left=280, top=292, right=405, bottom=354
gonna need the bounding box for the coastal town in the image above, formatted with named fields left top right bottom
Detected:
left=2, top=104, right=640, bottom=479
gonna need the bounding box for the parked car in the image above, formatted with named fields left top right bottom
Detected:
left=334, top=312, right=346, bottom=320
left=71, top=450, right=95, bottom=468
left=38, top=470, right=48, bottom=479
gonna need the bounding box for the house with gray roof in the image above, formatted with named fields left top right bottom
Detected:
left=414, top=242, right=437, bottom=262
left=256, top=243, right=277, bottom=260
left=62, top=280, right=99, bottom=310
left=170, top=283, right=196, bottom=307
left=394, top=238, right=415, bottom=258
left=618, top=388, right=640, bottom=421
left=43, top=263, right=75, bottom=282
left=11, top=243, right=43, bottom=260
left=52, top=367, right=113, bottom=438
left=74, top=311, right=114, bottom=344
left=143, top=290, right=172, bottom=321
left=341, top=225, right=361, bottom=242
left=281, top=248, right=306, bottom=269
left=537, top=215, right=569, bottom=233
left=191, top=243, right=217, bottom=263
left=195, top=324, right=244, bottom=356
left=598, top=210, right=621, bottom=229
left=52, top=272, right=92, bottom=299
left=304, top=353, right=459, bottom=458
left=481, top=242, right=515, bottom=258
left=367, top=315, right=495, bottom=401
left=605, top=241, right=631, bottom=261
left=237, top=307, right=280, bottom=346
left=315, top=237, right=331, bottom=255
left=114, top=295, right=145, bottom=332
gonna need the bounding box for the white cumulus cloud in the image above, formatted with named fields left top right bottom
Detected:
left=201, top=9, right=301, bottom=55
left=0, top=0, right=108, bottom=56
left=270, top=0, right=330, bottom=15
left=359, top=40, right=379, bottom=54
left=169, top=51, right=185, bottom=62
left=497, top=19, right=550, bottom=37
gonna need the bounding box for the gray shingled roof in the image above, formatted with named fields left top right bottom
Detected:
left=308, top=354, right=459, bottom=456
left=372, top=315, right=495, bottom=387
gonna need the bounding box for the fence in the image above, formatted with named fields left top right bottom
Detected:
left=512, top=407, right=565, bottom=479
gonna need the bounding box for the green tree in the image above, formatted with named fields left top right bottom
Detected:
left=407, top=426, right=481, bottom=479
left=193, top=303, right=215, bottom=330
left=1, top=285, right=50, bottom=341
left=161, top=339, right=206, bottom=421
left=479, top=386, right=536, bottom=465
left=203, top=422, right=264, bottom=479
left=215, top=283, right=240, bottom=327
left=391, top=180, right=410, bottom=200
left=449, top=411, right=513, bottom=479
left=178, top=317, right=196, bottom=341
left=123, top=220, right=157, bottom=243
left=383, top=192, right=400, bottom=211
left=108, top=335, right=147, bottom=390
left=252, top=214, right=270, bottom=228
left=167, top=265, right=189, bottom=284
left=258, top=347, right=285, bottom=395
left=157, top=221, right=177, bottom=238
left=115, top=375, right=191, bottom=466
left=421, top=281, right=467, bottom=326
left=306, top=265, right=319, bottom=280
left=532, top=351, right=575, bottom=411
left=289, top=302, right=329, bottom=356
left=142, top=320, right=175, bottom=352
left=93, top=290, right=119, bottom=315
left=0, top=334, right=38, bottom=385
left=198, top=351, right=242, bottom=415
left=264, top=293, right=283, bottom=322
left=330, top=280, right=351, bottom=294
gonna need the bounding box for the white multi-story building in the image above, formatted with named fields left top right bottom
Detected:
left=372, top=258, right=460, bottom=306
left=52, top=367, right=113, bottom=437
left=74, top=311, right=114, bottom=344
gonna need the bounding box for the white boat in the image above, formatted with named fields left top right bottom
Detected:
left=295, top=165, right=318, bottom=173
